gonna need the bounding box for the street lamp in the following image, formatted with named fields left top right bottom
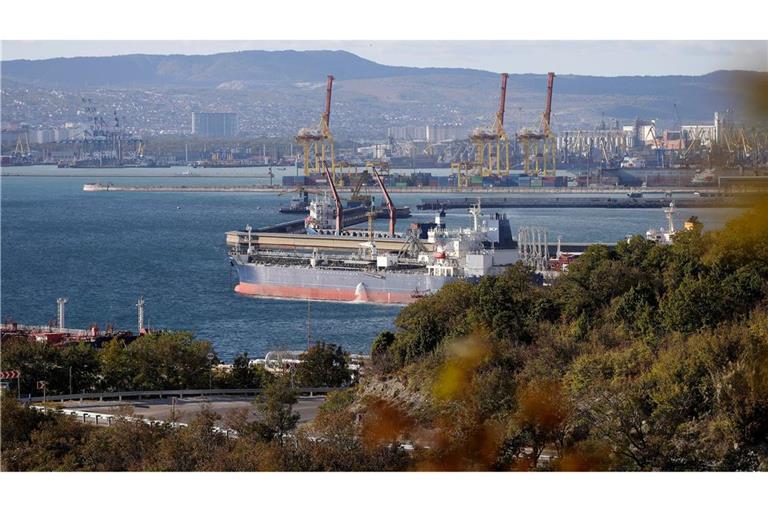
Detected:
left=207, top=352, right=215, bottom=390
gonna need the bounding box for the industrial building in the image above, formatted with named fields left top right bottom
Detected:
left=192, top=112, right=238, bottom=137
left=387, top=125, right=465, bottom=143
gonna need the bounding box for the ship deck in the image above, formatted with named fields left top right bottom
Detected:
left=226, top=230, right=435, bottom=254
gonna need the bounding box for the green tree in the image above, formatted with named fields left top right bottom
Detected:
left=1, top=336, right=65, bottom=396
left=294, top=342, right=351, bottom=388
left=98, top=338, right=133, bottom=391
left=215, top=352, right=273, bottom=389
left=60, top=342, right=100, bottom=394
left=371, top=331, right=396, bottom=372
left=469, top=264, right=540, bottom=344
left=252, top=377, right=300, bottom=445
left=389, top=279, right=476, bottom=366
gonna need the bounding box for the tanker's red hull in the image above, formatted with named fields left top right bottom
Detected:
left=235, top=282, right=416, bottom=304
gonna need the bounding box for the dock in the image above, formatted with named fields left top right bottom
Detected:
left=81, top=182, right=730, bottom=196
left=417, top=194, right=748, bottom=210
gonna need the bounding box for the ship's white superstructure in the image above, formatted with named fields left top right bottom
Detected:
left=646, top=202, right=677, bottom=244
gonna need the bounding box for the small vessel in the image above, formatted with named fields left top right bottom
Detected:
left=691, top=168, right=716, bottom=185
left=620, top=156, right=647, bottom=169
left=83, top=182, right=111, bottom=192
left=279, top=189, right=310, bottom=214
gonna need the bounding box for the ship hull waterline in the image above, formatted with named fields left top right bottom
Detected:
left=232, top=260, right=455, bottom=305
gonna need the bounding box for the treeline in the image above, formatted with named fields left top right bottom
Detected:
left=0, top=332, right=352, bottom=396
left=3, top=201, right=767, bottom=471
left=363, top=199, right=768, bottom=470
left=1, top=382, right=405, bottom=471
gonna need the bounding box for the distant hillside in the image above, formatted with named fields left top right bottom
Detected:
left=1, top=50, right=763, bottom=136
left=0, top=50, right=490, bottom=87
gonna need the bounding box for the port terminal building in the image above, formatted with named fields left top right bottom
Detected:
left=192, top=112, right=238, bottom=137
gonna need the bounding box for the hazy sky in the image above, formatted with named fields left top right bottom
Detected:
left=2, top=40, right=766, bottom=76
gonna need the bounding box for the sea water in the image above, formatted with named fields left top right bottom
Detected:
left=1, top=167, right=742, bottom=359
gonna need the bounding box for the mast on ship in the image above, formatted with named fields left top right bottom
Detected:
left=665, top=202, right=676, bottom=235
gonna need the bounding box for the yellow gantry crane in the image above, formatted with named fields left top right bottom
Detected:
left=517, top=72, right=557, bottom=176
left=469, top=73, right=511, bottom=177
left=296, top=75, right=336, bottom=178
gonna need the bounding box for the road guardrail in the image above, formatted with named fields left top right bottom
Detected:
left=21, top=387, right=337, bottom=403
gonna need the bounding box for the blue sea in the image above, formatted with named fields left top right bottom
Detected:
left=1, top=166, right=743, bottom=360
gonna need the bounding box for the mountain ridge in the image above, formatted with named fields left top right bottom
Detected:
left=1, top=50, right=495, bottom=87
left=3, top=49, right=761, bottom=88
left=2, top=50, right=763, bottom=136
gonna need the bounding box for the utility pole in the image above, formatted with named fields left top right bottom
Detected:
left=69, top=367, right=73, bottom=395
left=307, top=298, right=312, bottom=351
left=207, top=352, right=214, bottom=390
left=136, top=296, right=145, bottom=333
left=57, top=298, right=68, bottom=331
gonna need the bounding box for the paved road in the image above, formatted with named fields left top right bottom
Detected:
left=57, top=395, right=325, bottom=426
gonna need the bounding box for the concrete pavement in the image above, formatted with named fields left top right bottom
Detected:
left=54, top=395, right=325, bottom=427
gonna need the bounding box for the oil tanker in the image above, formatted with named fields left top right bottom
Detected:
left=228, top=199, right=517, bottom=305
left=227, top=160, right=519, bottom=304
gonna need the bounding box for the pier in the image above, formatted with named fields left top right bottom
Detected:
left=417, top=194, right=749, bottom=210
left=81, top=182, right=729, bottom=195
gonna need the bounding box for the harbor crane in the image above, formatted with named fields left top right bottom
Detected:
left=297, top=75, right=337, bottom=179
left=469, top=73, right=511, bottom=178
left=517, top=72, right=557, bottom=176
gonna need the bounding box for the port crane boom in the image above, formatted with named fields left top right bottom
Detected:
left=297, top=75, right=336, bottom=177
left=467, top=72, right=511, bottom=179
left=517, top=72, right=557, bottom=176
left=372, top=166, right=396, bottom=235
left=323, top=75, right=334, bottom=134
left=543, top=72, right=555, bottom=135
left=321, top=160, right=343, bottom=234
left=495, top=72, right=509, bottom=137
